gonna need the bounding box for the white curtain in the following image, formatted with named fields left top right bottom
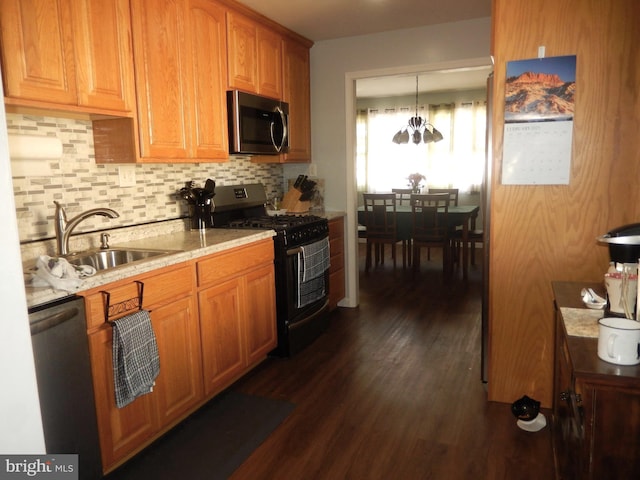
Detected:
left=357, top=100, right=486, bottom=194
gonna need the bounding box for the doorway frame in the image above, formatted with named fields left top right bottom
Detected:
left=343, top=57, right=493, bottom=306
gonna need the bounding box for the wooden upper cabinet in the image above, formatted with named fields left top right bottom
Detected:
left=256, top=27, right=283, bottom=99
left=226, top=11, right=282, bottom=99
left=226, top=11, right=257, bottom=93
left=186, top=0, right=229, bottom=159
left=249, top=35, right=312, bottom=164
left=282, top=38, right=311, bottom=162
left=130, top=0, right=228, bottom=161
left=130, top=0, right=190, bottom=159
left=0, top=0, right=134, bottom=114
left=71, top=0, right=135, bottom=112
left=1, top=0, right=77, bottom=105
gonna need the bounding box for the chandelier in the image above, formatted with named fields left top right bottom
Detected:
left=392, top=76, right=444, bottom=145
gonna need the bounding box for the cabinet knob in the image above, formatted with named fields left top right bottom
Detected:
left=559, top=391, right=570, bottom=401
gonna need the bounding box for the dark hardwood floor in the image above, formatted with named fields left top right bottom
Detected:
left=229, top=243, right=556, bottom=479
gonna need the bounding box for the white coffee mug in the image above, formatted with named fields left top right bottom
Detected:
left=598, top=317, right=640, bottom=365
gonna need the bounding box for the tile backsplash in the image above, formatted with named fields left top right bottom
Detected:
left=8, top=114, right=285, bottom=245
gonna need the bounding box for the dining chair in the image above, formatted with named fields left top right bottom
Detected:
left=422, top=188, right=458, bottom=260
left=427, top=188, right=459, bottom=206
left=392, top=188, right=413, bottom=205
left=452, top=218, right=484, bottom=266
left=410, top=193, right=452, bottom=279
left=362, top=193, right=407, bottom=271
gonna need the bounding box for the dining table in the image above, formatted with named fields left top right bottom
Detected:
left=357, top=203, right=480, bottom=280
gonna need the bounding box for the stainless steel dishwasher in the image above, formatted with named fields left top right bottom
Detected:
left=29, top=295, right=102, bottom=480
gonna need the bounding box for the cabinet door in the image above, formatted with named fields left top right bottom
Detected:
left=256, top=27, right=282, bottom=99
left=553, top=317, right=584, bottom=479
left=185, top=0, right=228, bottom=159
left=198, top=278, right=246, bottom=396
left=88, top=326, right=157, bottom=471
left=226, top=11, right=257, bottom=93
left=244, top=264, right=277, bottom=365
left=282, top=39, right=311, bottom=162
left=0, top=0, right=77, bottom=104
left=151, top=296, right=203, bottom=427
left=588, top=385, right=640, bottom=479
left=70, top=0, right=135, bottom=112
left=130, top=0, right=190, bottom=159
left=328, top=217, right=345, bottom=310
left=553, top=342, right=580, bottom=478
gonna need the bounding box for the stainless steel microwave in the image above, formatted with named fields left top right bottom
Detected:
left=227, top=90, right=289, bottom=155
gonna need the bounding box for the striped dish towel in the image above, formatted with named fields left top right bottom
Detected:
left=299, top=237, right=330, bottom=282
left=112, top=310, right=160, bottom=408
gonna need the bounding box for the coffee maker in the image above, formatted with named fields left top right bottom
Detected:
left=179, top=179, right=215, bottom=230
left=598, top=223, right=640, bottom=318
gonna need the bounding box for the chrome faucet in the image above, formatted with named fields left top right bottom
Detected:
left=54, top=201, right=120, bottom=256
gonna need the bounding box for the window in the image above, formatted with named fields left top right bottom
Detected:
left=356, top=99, right=486, bottom=194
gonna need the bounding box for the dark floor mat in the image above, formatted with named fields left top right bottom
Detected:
left=104, top=390, right=295, bottom=480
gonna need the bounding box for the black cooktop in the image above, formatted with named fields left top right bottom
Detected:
left=228, top=214, right=324, bottom=230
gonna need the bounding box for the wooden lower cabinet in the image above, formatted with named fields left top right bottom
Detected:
left=552, top=282, right=640, bottom=479
left=84, top=241, right=276, bottom=473
left=244, top=264, right=278, bottom=364
left=198, top=242, right=277, bottom=396
left=328, top=216, right=345, bottom=310
left=198, top=277, right=246, bottom=396
left=87, top=326, right=158, bottom=470
left=150, top=296, right=203, bottom=426
left=85, top=264, right=202, bottom=472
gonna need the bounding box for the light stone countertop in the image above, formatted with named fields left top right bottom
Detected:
left=24, top=228, right=275, bottom=308
left=560, top=307, right=604, bottom=338
left=321, top=211, right=346, bottom=221
left=23, top=211, right=345, bottom=308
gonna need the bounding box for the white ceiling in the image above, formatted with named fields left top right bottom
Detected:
left=234, top=0, right=491, bottom=42
left=234, top=0, right=493, bottom=97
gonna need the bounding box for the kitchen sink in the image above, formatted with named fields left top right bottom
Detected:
left=64, top=248, right=179, bottom=271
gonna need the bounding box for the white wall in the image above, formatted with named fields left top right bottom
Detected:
left=291, top=17, right=492, bottom=307
left=0, top=69, right=45, bottom=452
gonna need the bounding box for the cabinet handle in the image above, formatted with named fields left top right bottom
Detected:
left=560, top=391, right=570, bottom=401
left=575, top=393, right=582, bottom=404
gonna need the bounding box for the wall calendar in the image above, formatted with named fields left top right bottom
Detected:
left=501, top=55, right=576, bottom=185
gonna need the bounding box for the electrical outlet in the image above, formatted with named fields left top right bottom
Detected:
left=118, top=165, right=136, bottom=187
left=308, top=164, right=317, bottom=176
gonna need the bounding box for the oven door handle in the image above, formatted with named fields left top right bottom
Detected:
left=287, top=247, right=302, bottom=256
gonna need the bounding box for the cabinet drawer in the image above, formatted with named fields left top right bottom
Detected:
left=84, top=264, right=193, bottom=329
left=329, top=218, right=344, bottom=240
left=197, top=240, right=274, bottom=287
left=142, top=265, right=194, bottom=308
left=329, top=218, right=344, bottom=259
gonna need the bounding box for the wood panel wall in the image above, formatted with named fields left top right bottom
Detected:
left=488, top=0, right=640, bottom=407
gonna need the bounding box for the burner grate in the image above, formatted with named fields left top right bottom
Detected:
left=228, top=214, right=325, bottom=230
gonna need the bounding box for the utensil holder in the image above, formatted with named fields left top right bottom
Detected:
left=190, top=204, right=213, bottom=230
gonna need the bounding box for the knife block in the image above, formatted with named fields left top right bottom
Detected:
left=281, top=188, right=311, bottom=213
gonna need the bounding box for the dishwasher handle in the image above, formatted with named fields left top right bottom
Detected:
left=30, top=307, right=80, bottom=335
